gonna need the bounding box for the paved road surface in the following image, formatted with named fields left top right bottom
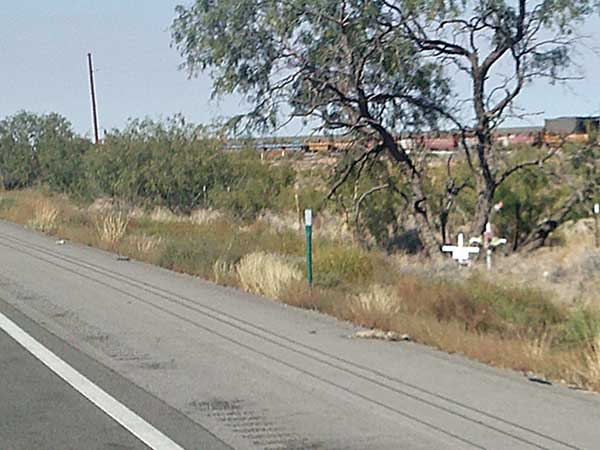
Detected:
left=0, top=327, right=148, bottom=450
left=0, top=220, right=599, bottom=450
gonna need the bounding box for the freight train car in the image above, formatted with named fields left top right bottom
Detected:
left=228, top=116, right=599, bottom=154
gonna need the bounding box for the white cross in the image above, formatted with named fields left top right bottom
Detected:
left=442, top=233, right=480, bottom=265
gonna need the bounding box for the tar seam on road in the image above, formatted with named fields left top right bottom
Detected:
left=0, top=310, right=186, bottom=450
left=0, top=229, right=584, bottom=450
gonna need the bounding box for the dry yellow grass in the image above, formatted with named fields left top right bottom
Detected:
left=190, top=208, right=223, bottom=225
left=583, top=336, right=600, bottom=388
left=95, top=211, right=130, bottom=248
left=237, top=251, right=302, bottom=299
left=213, top=258, right=238, bottom=286
left=350, top=284, right=401, bottom=317
left=149, top=207, right=184, bottom=223
left=524, top=332, right=553, bottom=362
left=127, top=233, right=163, bottom=256
left=27, top=200, right=59, bottom=233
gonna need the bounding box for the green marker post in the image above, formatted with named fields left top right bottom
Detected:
left=304, top=209, right=313, bottom=288
left=594, top=203, right=599, bottom=248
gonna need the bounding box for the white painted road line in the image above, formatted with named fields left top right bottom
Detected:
left=0, top=311, right=186, bottom=450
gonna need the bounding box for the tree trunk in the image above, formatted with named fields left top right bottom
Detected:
left=470, top=66, right=498, bottom=239
left=414, top=213, right=442, bottom=258
left=471, top=183, right=495, bottom=237
left=409, top=177, right=442, bottom=258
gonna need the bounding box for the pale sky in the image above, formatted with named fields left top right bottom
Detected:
left=1, top=1, right=599, bottom=138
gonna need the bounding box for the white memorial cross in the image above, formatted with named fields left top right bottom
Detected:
left=483, top=222, right=508, bottom=271
left=442, top=233, right=480, bottom=265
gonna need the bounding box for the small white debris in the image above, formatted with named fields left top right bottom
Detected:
left=352, top=329, right=411, bottom=342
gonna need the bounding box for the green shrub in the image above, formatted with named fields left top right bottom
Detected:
left=211, top=150, right=296, bottom=220
left=391, top=274, right=565, bottom=338
left=559, top=307, right=600, bottom=346
left=158, top=236, right=223, bottom=279
left=0, top=197, right=16, bottom=212
left=466, top=278, right=565, bottom=335
left=0, top=111, right=88, bottom=193
left=313, top=243, right=379, bottom=288
left=84, top=116, right=230, bottom=212
left=81, top=118, right=297, bottom=219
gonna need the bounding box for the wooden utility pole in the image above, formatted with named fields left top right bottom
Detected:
left=87, top=52, right=100, bottom=144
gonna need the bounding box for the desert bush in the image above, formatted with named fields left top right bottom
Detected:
left=0, top=111, right=88, bottom=193
left=82, top=118, right=296, bottom=219
left=467, top=278, right=565, bottom=335
left=151, top=217, right=245, bottom=277
left=386, top=274, right=566, bottom=339
left=84, top=116, right=229, bottom=212
left=313, top=243, right=381, bottom=288
left=210, top=150, right=296, bottom=220
left=236, top=251, right=302, bottom=299
left=158, top=235, right=222, bottom=278
left=0, top=197, right=16, bottom=212
left=559, top=307, right=600, bottom=346
left=280, top=282, right=351, bottom=315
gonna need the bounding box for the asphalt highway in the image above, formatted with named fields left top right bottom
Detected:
left=0, top=327, right=148, bottom=450
left=0, top=219, right=599, bottom=450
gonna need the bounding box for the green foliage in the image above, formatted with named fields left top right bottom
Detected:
left=0, top=111, right=89, bottom=193
left=84, top=116, right=229, bottom=212
left=328, top=153, right=411, bottom=250
left=559, top=307, right=600, bottom=346
left=494, top=145, right=598, bottom=250
left=313, top=243, right=381, bottom=288
left=171, top=0, right=450, bottom=133
left=399, top=274, right=565, bottom=337
left=495, top=166, right=564, bottom=249
left=0, top=197, right=16, bottom=212
left=0, top=111, right=304, bottom=221
left=466, top=278, right=565, bottom=334
left=80, top=117, right=297, bottom=219
left=210, top=150, right=296, bottom=220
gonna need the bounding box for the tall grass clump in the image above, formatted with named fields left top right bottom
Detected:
left=95, top=211, right=130, bottom=248
left=125, top=233, right=163, bottom=260
left=27, top=200, right=59, bottom=233
left=583, top=336, right=600, bottom=389
left=213, top=257, right=238, bottom=286
left=346, top=284, right=403, bottom=330
left=237, top=252, right=302, bottom=299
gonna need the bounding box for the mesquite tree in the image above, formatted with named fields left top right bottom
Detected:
left=171, top=0, right=598, bottom=255
left=394, top=0, right=599, bottom=238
